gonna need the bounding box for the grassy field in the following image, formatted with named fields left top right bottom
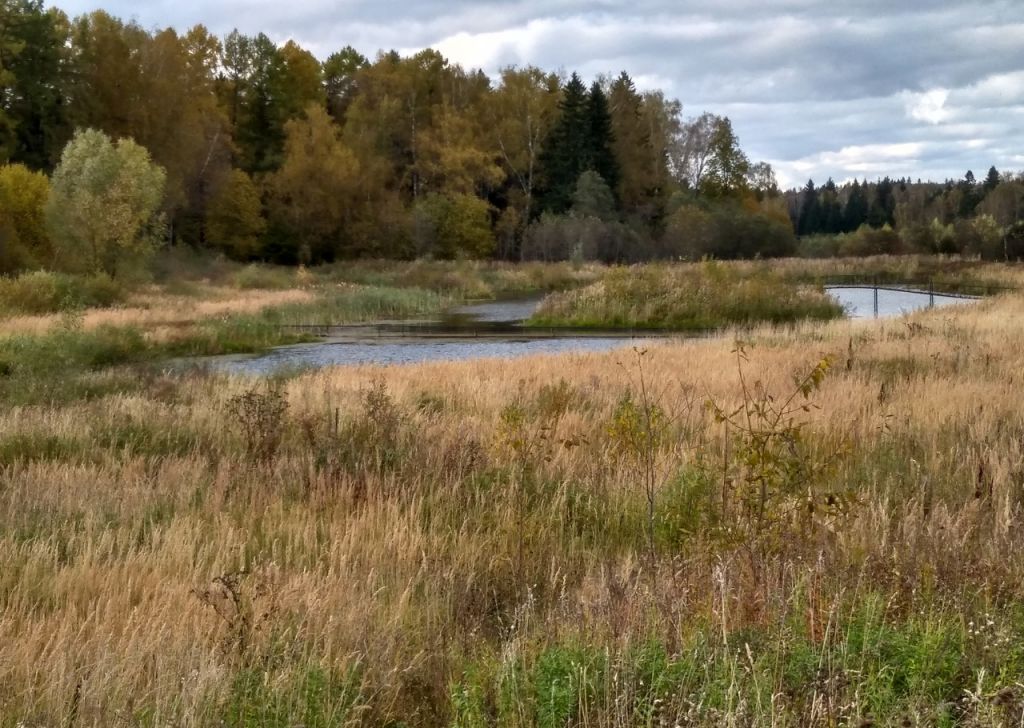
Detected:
left=3, top=256, right=1024, bottom=725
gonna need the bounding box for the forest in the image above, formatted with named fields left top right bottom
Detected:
left=3, top=0, right=1022, bottom=278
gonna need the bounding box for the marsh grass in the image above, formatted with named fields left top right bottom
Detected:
left=4, top=262, right=1024, bottom=725
left=530, top=263, right=845, bottom=329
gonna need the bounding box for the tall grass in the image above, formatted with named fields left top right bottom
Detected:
left=530, top=262, right=845, bottom=329
left=3, top=288, right=1024, bottom=724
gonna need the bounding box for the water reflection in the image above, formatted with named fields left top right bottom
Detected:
left=826, top=286, right=975, bottom=319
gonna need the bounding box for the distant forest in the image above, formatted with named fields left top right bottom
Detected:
left=1, top=0, right=1022, bottom=275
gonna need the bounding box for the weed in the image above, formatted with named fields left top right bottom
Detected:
left=226, top=384, right=289, bottom=463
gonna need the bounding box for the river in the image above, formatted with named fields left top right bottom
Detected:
left=207, top=286, right=974, bottom=375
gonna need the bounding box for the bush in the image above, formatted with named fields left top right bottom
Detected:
left=231, top=264, right=300, bottom=290
left=522, top=213, right=641, bottom=263
left=661, top=200, right=797, bottom=259
left=796, top=233, right=842, bottom=258
left=838, top=224, right=905, bottom=256
left=0, top=271, right=126, bottom=315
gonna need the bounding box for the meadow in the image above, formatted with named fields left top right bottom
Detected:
left=2, top=257, right=1024, bottom=726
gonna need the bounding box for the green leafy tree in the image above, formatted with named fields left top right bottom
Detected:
left=323, top=46, right=368, bottom=122
left=486, top=65, right=561, bottom=254
left=342, top=49, right=454, bottom=202
left=1, top=0, right=70, bottom=169
left=206, top=169, right=265, bottom=259
left=45, top=129, right=166, bottom=276
left=699, top=116, right=749, bottom=197
left=0, top=0, right=26, bottom=161
left=746, top=161, right=779, bottom=200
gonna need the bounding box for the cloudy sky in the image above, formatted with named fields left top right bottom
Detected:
left=57, top=0, right=1024, bottom=188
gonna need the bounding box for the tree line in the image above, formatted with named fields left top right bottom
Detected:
left=1, top=1, right=1021, bottom=276
left=788, top=170, right=1024, bottom=259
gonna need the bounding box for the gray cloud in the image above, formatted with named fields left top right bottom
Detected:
left=56, top=0, right=1024, bottom=187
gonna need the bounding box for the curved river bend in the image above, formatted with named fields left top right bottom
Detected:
left=209, top=286, right=974, bottom=376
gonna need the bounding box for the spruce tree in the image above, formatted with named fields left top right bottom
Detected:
left=608, top=71, right=653, bottom=213
left=538, top=72, right=591, bottom=214
left=586, top=81, right=619, bottom=199
left=797, top=179, right=820, bottom=236
left=843, top=180, right=869, bottom=232
left=867, top=177, right=895, bottom=227
left=821, top=178, right=842, bottom=234
left=984, top=165, right=1000, bottom=193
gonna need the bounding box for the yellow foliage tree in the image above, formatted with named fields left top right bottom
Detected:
left=0, top=163, right=52, bottom=272
left=266, top=105, right=362, bottom=261
left=206, top=169, right=265, bottom=259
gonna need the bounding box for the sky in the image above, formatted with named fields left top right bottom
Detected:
left=56, top=0, right=1024, bottom=189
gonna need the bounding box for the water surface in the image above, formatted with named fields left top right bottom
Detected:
left=206, top=285, right=977, bottom=375
left=826, top=286, right=975, bottom=319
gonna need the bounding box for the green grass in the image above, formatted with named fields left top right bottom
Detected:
left=443, top=598, right=1017, bottom=726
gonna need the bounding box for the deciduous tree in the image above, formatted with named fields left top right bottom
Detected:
left=0, top=162, right=50, bottom=270
left=206, top=169, right=265, bottom=259
left=45, top=129, right=166, bottom=276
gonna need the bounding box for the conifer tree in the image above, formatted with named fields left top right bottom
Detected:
left=984, top=166, right=1000, bottom=193
left=539, top=72, right=591, bottom=214
left=797, top=179, right=820, bottom=236
left=844, top=179, right=869, bottom=232
left=586, top=81, right=619, bottom=198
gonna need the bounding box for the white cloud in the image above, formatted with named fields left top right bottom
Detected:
left=904, top=89, right=951, bottom=125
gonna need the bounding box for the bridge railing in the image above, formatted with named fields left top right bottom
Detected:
left=812, top=274, right=1019, bottom=299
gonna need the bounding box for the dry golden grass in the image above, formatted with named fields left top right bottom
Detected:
left=0, top=286, right=317, bottom=336
left=3, top=275, right=1024, bottom=724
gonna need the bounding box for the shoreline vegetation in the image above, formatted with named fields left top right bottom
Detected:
left=2, top=259, right=1024, bottom=724
left=1, top=255, right=1021, bottom=408
left=527, top=263, right=846, bottom=330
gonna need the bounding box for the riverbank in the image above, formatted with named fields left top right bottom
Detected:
left=2, top=255, right=1019, bottom=405
left=3, top=289, right=1024, bottom=725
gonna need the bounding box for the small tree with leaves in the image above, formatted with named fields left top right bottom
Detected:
left=45, top=129, right=166, bottom=276
left=706, top=342, right=851, bottom=559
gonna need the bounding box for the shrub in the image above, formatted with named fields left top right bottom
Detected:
left=838, top=224, right=905, bottom=256
left=225, top=385, right=289, bottom=462
left=231, top=264, right=298, bottom=290
left=0, top=271, right=127, bottom=316
left=522, top=213, right=640, bottom=263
